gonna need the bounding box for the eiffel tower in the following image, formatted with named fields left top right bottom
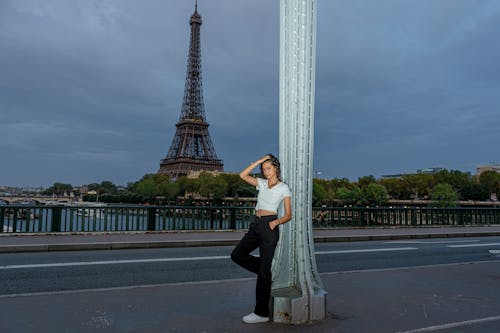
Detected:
left=158, top=1, right=224, bottom=179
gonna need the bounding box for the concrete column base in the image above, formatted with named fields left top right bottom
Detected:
left=271, top=287, right=327, bottom=324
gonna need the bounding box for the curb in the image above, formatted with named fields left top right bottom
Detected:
left=1, top=232, right=500, bottom=253
left=314, top=231, right=500, bottom=243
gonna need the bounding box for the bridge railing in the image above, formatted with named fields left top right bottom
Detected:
left=312, top=207, right=500, bottom=227
left=1, top=205, right=499, bottom=233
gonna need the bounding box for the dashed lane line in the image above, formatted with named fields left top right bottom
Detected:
left=447, top=242, right=500, bottom=248
left=315, top=247, right=417, bottom=254
left=1, top=260, right=498, bottom=299
left=0, top=255, right=231, bottom=270
left=386, top=240, right=481, bottom=244
left=395, top=314, right=500, bottom=333
left=0, top=247, right=418, bottom=270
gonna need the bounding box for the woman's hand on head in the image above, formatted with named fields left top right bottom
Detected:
left=259, top=155, right=271, bottom=163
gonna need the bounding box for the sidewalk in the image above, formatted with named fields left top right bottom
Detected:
left=1, top=225, right=500, bottom=253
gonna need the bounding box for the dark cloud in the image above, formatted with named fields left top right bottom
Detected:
left=0, top=0, right=499, bottom=187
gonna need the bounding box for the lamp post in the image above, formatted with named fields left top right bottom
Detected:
left=272, top=0, right=327, bottom=324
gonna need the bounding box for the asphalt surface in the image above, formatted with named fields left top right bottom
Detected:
left=1, top=226, right=500, bottom=332
left=1, top=236, right=500, bottom=296
left=0, top=257, right=499, bottom=332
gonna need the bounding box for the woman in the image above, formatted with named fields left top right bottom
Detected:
left=231, top=154, right=292, bottom=324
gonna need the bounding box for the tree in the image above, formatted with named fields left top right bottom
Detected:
left=131, top=174, right=178, bottom=203
left=176, top=176, right=200, bottom=196
left=357, top=175, right=376, bottom=189
left=134, top=177, right=158, bottom=199
left=461, top=183, right=490, bottom=201
left=379, top=178, right=412, bottom=200
left=403, top=173, right=434, bottom=199
left=217, top=173, right=242, bottom=197
left=199, top=174, right=228, bottom=204
left=235, top=183, right=257, bottom=197
left=158, top=180, right=180, bottom=201
left=362, top=183, right=389, bottom=206
left=335, top=186, right=363, bottom=206
left=479, top=171, right=500, bottom=196
left=313, top=178, right=349, bottom=205
left=431, top=183, right=458, bottom=207
left=433, top=170, right=473, bottom=199
left=99, top=181, right=118, bottom=194
left=312, top=180, right=328, bottom=206
left=43, top=182, right=73, bottom=196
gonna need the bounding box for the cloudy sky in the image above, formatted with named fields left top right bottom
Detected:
left=1, top=0, right=499, bottom=187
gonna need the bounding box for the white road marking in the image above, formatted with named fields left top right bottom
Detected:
left=489, top=250, right=500, bottom=256
left=0, top=255, right=231, bottom=270
left=395, top=314, right=500, bottom=333
left=0, top=277, right=256, bottom=299
left=315, top=247, right=417, bottom=255
left=1, top=260, right=498, bottom=299
left=386, top=240, right=480, bottom=244
left=320, top=260, right=500, bottom=276
left=447, top=242, right=500, bottom=248
left=0, top=247, right=418, bottom=270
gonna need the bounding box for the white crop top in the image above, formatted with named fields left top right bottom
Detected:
left=255, top=178, right=291, bottom=213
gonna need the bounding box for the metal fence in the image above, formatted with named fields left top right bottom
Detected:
left=1, top=205, right=499, bottom=233
left=312, top=207, right=500, bottom=227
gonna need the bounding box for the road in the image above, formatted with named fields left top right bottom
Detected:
left=1, top=236, right=499, bottom=296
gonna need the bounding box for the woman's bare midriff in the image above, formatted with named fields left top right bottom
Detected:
left=256, top=209, right=277, bottom=217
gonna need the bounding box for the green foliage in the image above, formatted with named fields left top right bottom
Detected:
left=86, top=181, right=119, bottom=196
left=198, top=172, right=228, bottom=203
left=134, top=176, right=158, bottom=198
left=402, top=173, right=434, bottom=199
left=47, top=168, right=499, bottom=205
left=90, top=192, right=144, bottom=204
left=43, top=182, right=73, bottom=196
left=99, top=181, right=118, bottom=194
left=217, top=173, right=241, bottom=197
left=361, top=183, right=389, bottom=206
left=131, top=173, right=179, bottom=202
left=431, top=183, right=458, bottom=207
left=357, top=175, right=376, bottom=189
left=312, top=178, right=350, bottom=205
left=312, top=181, right=328, bottom=206
left=433, top=170, right=471, bottom=194
left=336, top=186, right=363, bottom=206
left=379, top=178, right=412, bottom=200
left=235, top=183, right=257, bottom=197
left=479, top=171, right=500, bottom=195
left=335, top=184, right=388, bottom=206
left=460, top=183, right=490, bottom=201
left=176, top=176, right=199, bottom=196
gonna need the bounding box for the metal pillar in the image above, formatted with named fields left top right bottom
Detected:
left=271, top=0, right=327, bottom=324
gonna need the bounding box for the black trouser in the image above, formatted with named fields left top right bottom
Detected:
left=231, top=214, right=280, bottom=317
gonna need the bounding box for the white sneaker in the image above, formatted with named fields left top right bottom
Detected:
left=242, top=312, right=269, bottom=324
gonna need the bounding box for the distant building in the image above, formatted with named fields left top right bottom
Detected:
left=477, top=164, right=500, bottom=176
left=381, top=167, right=445, bottom=179
left=417, top=167, right=445, bottom=174
left=74, top=186, right=89, bottom=195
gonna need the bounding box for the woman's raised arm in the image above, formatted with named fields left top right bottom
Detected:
left=239, top=155, right=270, bottom=187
